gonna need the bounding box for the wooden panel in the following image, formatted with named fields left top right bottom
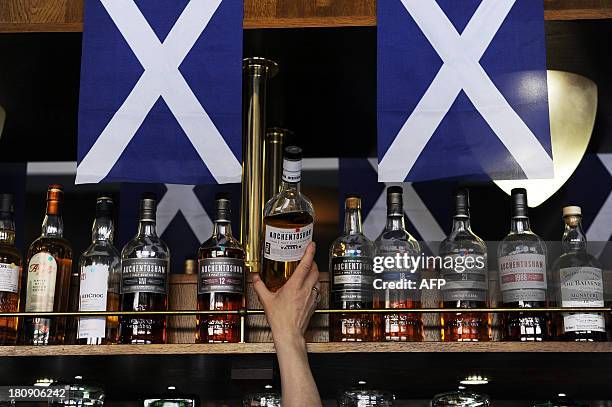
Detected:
left=1, top=0, right=612, bottom=32
left=168, top=273, right=198, bottom=344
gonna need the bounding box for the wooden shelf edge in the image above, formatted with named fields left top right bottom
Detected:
left=2, top=342, right=612, bottom=357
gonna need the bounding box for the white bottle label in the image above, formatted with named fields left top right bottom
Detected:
left=560, top=266, right=605, bottom=333
left=78, top=264, right=109, bottom=339
left=498, top=253, right=546, bottom=302
left=281, top=159, right=301, bottom=183
left=25, top=252, right=58, bottom=312
left=263, top=223, right=313, bottom=262
left=0, top=262, right=20, bottom=293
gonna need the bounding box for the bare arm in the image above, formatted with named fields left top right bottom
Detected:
left=252, top=242, right=323, bottom=407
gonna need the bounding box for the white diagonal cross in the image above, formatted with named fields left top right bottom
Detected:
left=157, top=184, right=213, bottom=243
left=379, top=0, right=553, bottom=181
left=363, top=159, right=446, bottom=253
left=586, top=154, right=612, bottom=258
left=76, top=0, right=241, bottom=185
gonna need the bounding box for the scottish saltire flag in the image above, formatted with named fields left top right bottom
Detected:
left=378, top=0, right=553, bottom=182
left=77, top=0, right=242, bottom=185
left=119, top=183, right=240, bottom=274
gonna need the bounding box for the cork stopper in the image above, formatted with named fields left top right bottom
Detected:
left=562, top=206, right=582, bottom=217
left=345, top=196, right=361, bottom=210
left=184, top=259, right=196, bottom=275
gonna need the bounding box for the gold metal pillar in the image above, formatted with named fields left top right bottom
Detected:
left=263, top=127, right=293, bottom=202
left=241, top=57, right=278, bottom=274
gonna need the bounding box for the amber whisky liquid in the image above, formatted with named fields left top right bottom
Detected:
left=0, top=229, right=22, bottom=345
left=441, top=301, right=489, bottom=342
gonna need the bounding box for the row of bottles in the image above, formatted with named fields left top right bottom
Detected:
left=328, top=187, right=607, bottom=342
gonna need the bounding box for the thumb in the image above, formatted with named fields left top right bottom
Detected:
left=252, top=273, right=273, bottom=307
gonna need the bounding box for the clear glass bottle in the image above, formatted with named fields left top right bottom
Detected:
left=498, top=188, right=550, bottom=341
left=330, top=196, right=375, bottom=342
left=0, top=194, right=22, bottom=345
left=77, top=196, right=121, bottom=345
left=338, top=382, right=394, bottom=407
left=439, top=189, right=489, bottom=342
left=242, top=385, right=282, bottom=407
left=142, top=387, right=198, bottom=407
left=120, top=194, right=170, bottom=344
left=197, top=193, right=245, bottom=343
left=432, top=391, right=490, bottom=407
left=374, top=186, right=422, bottom=342
left=552, top=206, right=606, bottom=341
left=23, top=184, right=73, bottom=345
left=261, top=146, right=314, bottom=291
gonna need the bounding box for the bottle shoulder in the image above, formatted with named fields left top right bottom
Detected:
left=0, top=243, right=23, bottom=265
left=553, top=251, right=602, bottom=271
left=440, top=230, right=487, bottom=255
left=28, top=236, right=73, bottom=259
left=198, top=235, right=245, bottom=259
left=331, top=233, right=376, bottom=258
left=374, top=230, right=421, bottom=254
left=80, top=242, right=121, bottom=265
left=264, top=189, right=314, bottom=218
left=121, top=235, right=170, bottom=259
left=497, top=231, right=546, bottom=257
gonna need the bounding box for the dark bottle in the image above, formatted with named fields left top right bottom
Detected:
left=196, top=194, right=245, bottom=343
left=120, top=194, right=170, bottom=344
left=439, top=189, right=489, bottom=342
left=23, top=185, right=73, bottom=345
left=498, top=188, right=551, bottom=341
left=553, top=206, right=606, bottom=341
left=0, top=194, right=22, bottom=345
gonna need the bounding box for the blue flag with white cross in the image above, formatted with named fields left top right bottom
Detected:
left=77, top=0, right=242, bottom=185
left=377, top=0, right=553, bottom=182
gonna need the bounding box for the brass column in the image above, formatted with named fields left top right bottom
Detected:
left=263, top=127, right=293, bottom=202
left=241, top=57, right=278, bottom=274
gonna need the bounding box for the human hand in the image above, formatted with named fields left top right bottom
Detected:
left=253, top=242, right=321, bottom=345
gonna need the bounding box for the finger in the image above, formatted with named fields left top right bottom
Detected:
left=303, top=260, right=320, bottom=289
left=290, top=242, right=316, bottom=287
left=302, top=282, right=321, bottom=334
left=252, top=273, right=273, bottom=307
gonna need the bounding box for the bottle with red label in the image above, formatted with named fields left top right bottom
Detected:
left=0, top=194, right=22, bottom=345
left=196, top=193, right=245, bottom=343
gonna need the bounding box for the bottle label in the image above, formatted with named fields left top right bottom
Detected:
left=332, top=256, right=374, bottom=302
left=498, top=253, right=546, bottom=302
left=198, top=258, right=244, bottom=295
left=121, top=258, right=168, bottom=295
left=281, top=159, right=301, bottom=183
left=0, top=262, right=20, bottom=293
left=441, top=253, right=488, bottom=302
left=25, top=252, right=58, bottom=312
left=560, top=266, right=605, bottom=333
left=78, top=264, right=109, bottom=339
left=263, top=223, right=313, bottom=262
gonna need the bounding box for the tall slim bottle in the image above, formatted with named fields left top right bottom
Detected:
left=23, top=185, right=72, bottom=345
left=374, top=186, right=422, bottom=341
left=261, top=146, right=314, bottom=291
left=498, top=188, right=550, bottom=341
left=120, top=194, right=170, bottom=344
left=77, top=196, right=121, bottom=345
left=197, top=194, right=245, bottom=343
left=439, top=189, right=489, bottom=342
left=0, top=194, right=22, bottom=345
left=330, top=196, right=375, bottom=342
left=553, top=206, right=606, bottom=341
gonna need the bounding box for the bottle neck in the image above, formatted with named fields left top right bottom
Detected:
left=137, top=219, right=157, bottom=237
left=385, top=213, right=406, bottom=231
left=213, top=220, right=233, bottom=237
left=0, top=212, right=15, bottom=245
left=562, top=217, right=586, bottom=252
left=344, top=208, right=363, bottom=235
left=510, top=217, right=531, bottom=234
left=280, top=158, right=301, bottom=193
left=280, top=180, right=300, bottom=193
left=451, top=215, right=471, bottom=232
left=92, top=216, right=114, bottom=244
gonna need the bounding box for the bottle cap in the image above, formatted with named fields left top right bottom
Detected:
left=96, top=195, right=114, bottom=218
left=215, top=192, right=231, bottom=222
left=455, top=189, right=470, bottom=217
left=184, top=259, right=196, bottom=275
left=562, top=206, right=581, bottom=217
left=46, top=184, right=64, bottom=215
left=283, top=145, right=302, bottom=161
left=0, top=194, right=14, bottom=214
left=139, top=192, right=157, bottom=222
left=386, top=186, right=403, bottom=215
left=345, top=195, right=361, bottom=210
left=282, top=146, right=302, bottom=183
left=511, top=188, right=528, bottom=218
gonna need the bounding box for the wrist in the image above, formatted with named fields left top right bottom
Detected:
left=273, top=332, right=307, bottom=353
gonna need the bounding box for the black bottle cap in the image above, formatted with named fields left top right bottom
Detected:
left=511, top=188, right=528, bottom=218
left=96, top=195, right=114, bottom=218
left=386, top=186, right=403, bottom=215
left=139, top=192, right=157, bottom=221
left=454, top=189, right=470, bottom=217
left=215, top=192, right=231, bottom=222
left=284, top=146, right=302, bottom=161
left=0, top=194, right=13, bottom=214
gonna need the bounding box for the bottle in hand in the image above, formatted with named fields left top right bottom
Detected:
left=77, top=196, right=121, bottom=345
left=330, top=196, right=375, bottom=342
left=374, top=186, right=422, bottom=341
left=498, top=188, right=550, bottom=341
left=197, top=194, right=245, bottom=343
left=261, top=146, right=314, bottom=291
left=553, top=206, right=606, bottom=341
left=120, top=194, right=170, bottom=344
left=439, top=189, right=489, bottom=342
left=23, top=185, right=73, bottom=345
left=0, top=194, right=22, bottom=345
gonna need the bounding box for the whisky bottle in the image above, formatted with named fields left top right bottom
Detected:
left=439, top=189, right=489, bottom=342
left=553, top=206, right=606, bottom=341
left=261, top=146, right=314, bottom=291
left=196, top=194, right=245, bottom=343
left=373, top=186, right=422, bottom=342
left=330, top=196, right=375, bottom=342
left=23, top=185, right=73, bottom=345
left=498, top=188, right=550, bottom=341
left=120, top=194, right=170, bottom=344
left=0, top=194, right=22, bottom=345
left=77, top=196, right=121, bottom=345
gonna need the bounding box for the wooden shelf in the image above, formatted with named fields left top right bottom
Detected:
left=1, top=0, right=611, bottom=33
